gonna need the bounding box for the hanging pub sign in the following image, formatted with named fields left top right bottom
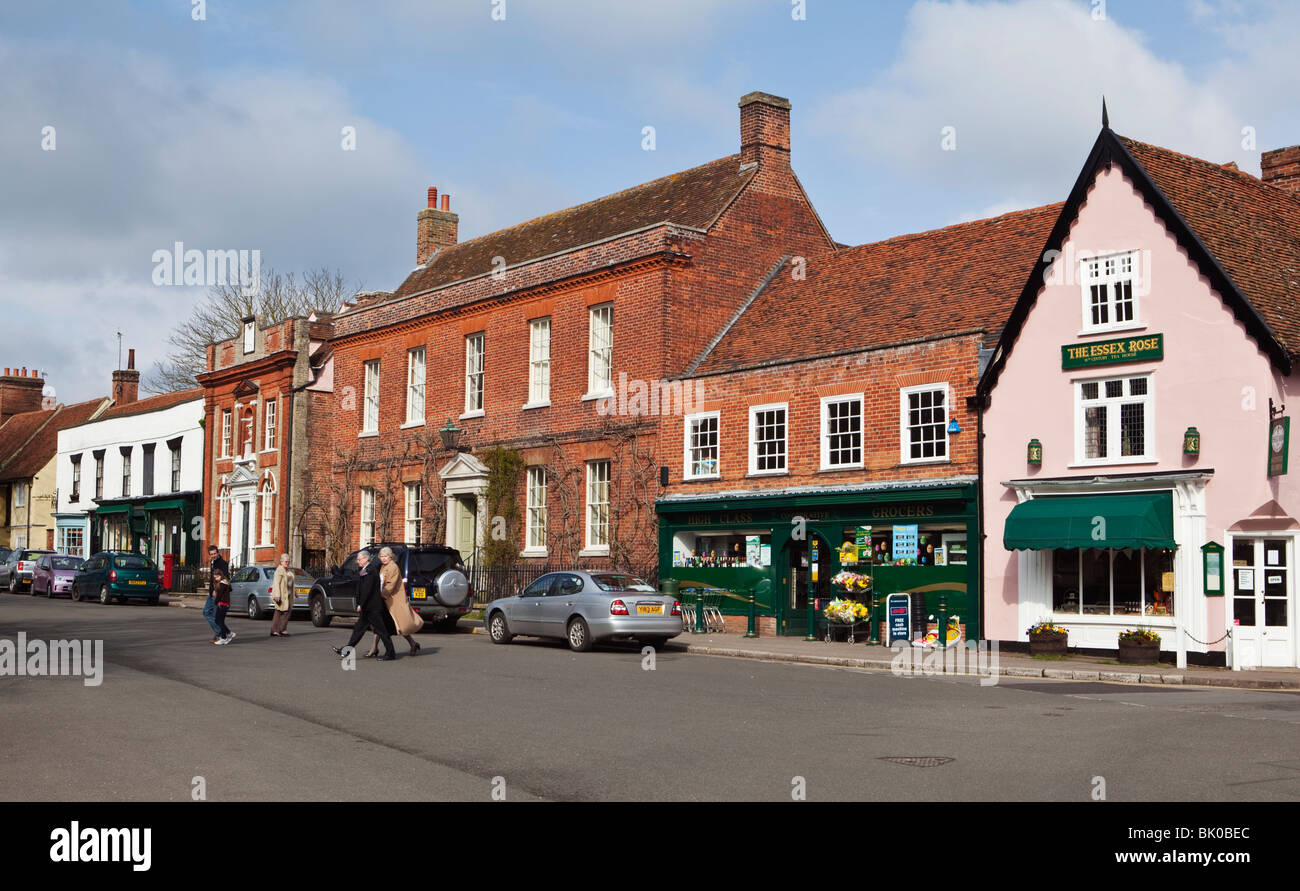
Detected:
left=1268, top=416, right=1289, bottom=477
left=1061, top=333, right=1163, bottom=369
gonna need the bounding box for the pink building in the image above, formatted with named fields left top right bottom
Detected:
left=979, top=123, right=1300, bottom=668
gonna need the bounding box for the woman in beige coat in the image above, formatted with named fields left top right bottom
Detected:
left=270, top=553, right=295, bottom=637
left=365, top=546, right=422, bottom=656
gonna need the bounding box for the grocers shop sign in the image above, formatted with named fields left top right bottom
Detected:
left=1061, top=333, right=1164, bottom=369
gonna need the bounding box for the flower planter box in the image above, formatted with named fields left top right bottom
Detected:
left=1117, top=638, right=1160, bottom=665
left=1029, top=632, right=1067, bottom=656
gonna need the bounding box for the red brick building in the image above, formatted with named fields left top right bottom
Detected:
left=657, top=205, right=1061, bottom=635
left=327, top=92, right=835, bottom=573
left=199, top=313, right=334, bottom=569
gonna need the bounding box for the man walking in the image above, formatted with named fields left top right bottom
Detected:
left=204, top=545, right=232, bottom=643
left=332, top=550, right=395, bottom=661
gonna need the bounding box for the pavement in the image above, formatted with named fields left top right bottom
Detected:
left=167, top=593, right=1300, bottom=690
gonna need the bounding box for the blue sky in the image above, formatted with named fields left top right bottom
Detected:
left=3, top=0, right=1297, bottom=401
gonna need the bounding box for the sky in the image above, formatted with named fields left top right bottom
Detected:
left=2, top=0, right=1297, bottom=403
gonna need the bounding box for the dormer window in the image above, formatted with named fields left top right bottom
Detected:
left=242, top=319, right=255, bottom=354
left=1080, top=251, right=1140, bottom=333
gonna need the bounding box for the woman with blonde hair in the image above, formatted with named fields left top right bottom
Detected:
left=364, top=546, right=423, bottom=657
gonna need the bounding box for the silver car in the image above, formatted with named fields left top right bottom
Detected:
left=486, top=571, right=682, bottom=652
left=230, top=564, right=314, bottom=620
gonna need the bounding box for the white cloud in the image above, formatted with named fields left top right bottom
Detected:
left=810, top=0, right=1295, bottom=217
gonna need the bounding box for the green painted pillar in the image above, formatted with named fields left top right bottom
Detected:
left=744, top=589, right=757, bottom=638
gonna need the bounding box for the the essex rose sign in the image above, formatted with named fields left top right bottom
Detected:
left=1061, top=333, right=1164, bottom=369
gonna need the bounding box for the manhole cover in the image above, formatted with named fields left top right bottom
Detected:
left=878, top=756, right=953, bottom=768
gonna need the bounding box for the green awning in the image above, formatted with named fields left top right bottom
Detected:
left=143, top=498, right=187, bottom=513
left=1004, top=492, right=1175, bottom=551
left=93, top=503, right=130, bottom=516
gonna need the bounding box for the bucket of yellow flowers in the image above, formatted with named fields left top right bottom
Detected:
left=1117, top=627, right=1161, bottom=664
left=1026, top=620, right=1069, bottom=656
left=823, top=598, right=869, bottom=642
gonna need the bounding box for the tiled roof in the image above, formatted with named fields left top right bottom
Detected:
left=0, top=409, right=53, bottom=477
left=693, top=203, right=1062, bottom=375
left=0, top=398, right=108, bottom=480
left=386, top=155, right=756, bottom=301
left=1119, top=136, right=1300, bottom=357
left=95, top=387, right=205, bottom=422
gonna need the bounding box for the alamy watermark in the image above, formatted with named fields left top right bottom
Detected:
left=152, top=242, right=261, bottom=296
left=0, top=632, right=103, bottom=686
left=596, top=372, right=708, bottom=417
left=890, top=639, right=999, bottom=685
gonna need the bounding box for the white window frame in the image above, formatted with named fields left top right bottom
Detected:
left=170, top=442, right=182, bottom=492
left=1079, top=250, right=1141, bottom=334
left=13, top=481, right=26, bottom=509
left=259, top=478, right=275, bottom=546
left=748, top=403, right=788, bottom=476
left=585, top=303, right=613, bottom=399
left=820, top=394, right=864, bottom=470
left=70, top=456, right=82, bottom=502
left=1073, top=373, right=1155, bottom=466
left=526, top=318, right=551, bottom=408
left=900, top=383, right=950, bottom=465
left=464, top=333, right=484, bottom=417
left=362, top=360, right=380, bottom=435
left=218, top=489, right=230, bottom=549
left=524, top=466, right=547, bottom=556
left=121, top=447, right=132, bottom=497
left=220, top=410, right=232, bottom=457
left=404, top=482, right=422, bottom=543
left=405, top=347, right=426, bottom=427
left=263, top=397, right=277, bottom=451
left=242, top=320, right=255, bottom=354
left=360, top=487, right=376, bottom=547
left=583, top=460, right=610, bottom=554
left=683, top=411, right=721, bottom=480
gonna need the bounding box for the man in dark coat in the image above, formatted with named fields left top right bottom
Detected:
left=333, top=549, right=395, bottom=661
left=204, top=546, right=230, bottom=643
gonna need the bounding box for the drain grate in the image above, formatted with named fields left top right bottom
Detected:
left=879, top=756, right=953, bottom=768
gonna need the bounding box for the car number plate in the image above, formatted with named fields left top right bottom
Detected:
left=636, top=604, right=663, bottom=614
left=296, top=587, right=309, bottom=594
left=413, top=587, right=427, bottom=599
left=128, top=579, right=147, bottom=586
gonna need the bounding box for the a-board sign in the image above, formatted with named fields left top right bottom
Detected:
left=887, top=593, right=911, bottom=643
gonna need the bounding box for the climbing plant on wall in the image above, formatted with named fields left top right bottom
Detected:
left=482, top=446, right=526, bottom=567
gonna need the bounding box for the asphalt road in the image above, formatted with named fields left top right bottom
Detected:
left=2, top=595, right=1299, bottom=801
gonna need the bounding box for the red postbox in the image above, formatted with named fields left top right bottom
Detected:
left=162, top=553, right=176, bottom=591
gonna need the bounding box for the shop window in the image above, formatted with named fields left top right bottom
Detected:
left=1080, top=250, right=1140, bottom=333
left=1052, top=547, right=1175, bottom=616
left=1076, top=375, right=1151, bottom=464
left=684, top=412, right=720, bottom=479
left=900, top=384, right=948, bottom=463
left=821, top=394, right=863, bottom=469
left=749, top=403, right=787, bottom=475
left=673, top=531, right=771, bottom=568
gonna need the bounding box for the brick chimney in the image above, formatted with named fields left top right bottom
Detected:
left=112, top=348, right=140, bottom=406
left=416, top=187, right=459, bottom=265
left=0, top=366, right=45, bottom=424
left=739, top=92, right=792, bottom=170
left=1262, top=145, right=1300, bottom=195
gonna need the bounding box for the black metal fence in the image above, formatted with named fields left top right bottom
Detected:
left=466, top=560, right=659, bottom=604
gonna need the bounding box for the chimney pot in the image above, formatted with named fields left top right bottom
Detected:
left=441, top=194, right=450, bottom=212
left=427, top=187, right=437, bottom=208
left=128, top=348, right=135, bottom=370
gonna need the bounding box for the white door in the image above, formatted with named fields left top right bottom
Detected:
left=1231, top=537, right=1295, bottom=668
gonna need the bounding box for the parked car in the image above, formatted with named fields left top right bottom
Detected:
left=1, top=548, right=56, bottom=593
left=0, top=547, right=11, bottom=564
left=231, top=564, right=314, bottom=619
left=32, top=554, right=85, bottom=598
left=71, top=551, right=163, bottom=605
left=308, top=543, right=471, bottom=632
left=486, top=571, right=682, bottom=652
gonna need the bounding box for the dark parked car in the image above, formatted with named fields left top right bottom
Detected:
left=32, top=554, right=85, bottom=598
left=1, top=548, right=55, bottom=593
left=308, top=543, right=471, bottom=632
left=71, top=552, right=163, bottom=605
left=231, top=564, right=314, bottom=620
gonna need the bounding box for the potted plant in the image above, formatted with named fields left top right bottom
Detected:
left=1117, top=627, right=1161, bottom=664
left=1027, top=620, right=1068, bottom=656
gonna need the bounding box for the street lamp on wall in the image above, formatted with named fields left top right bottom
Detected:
left=439, top=418, right=464, bottom=452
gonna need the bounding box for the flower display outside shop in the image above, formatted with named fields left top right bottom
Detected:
left=830, top=571, right=871, bottom=596
left=824, top=598, right=869, bottom=624
left=1027, top=620, right=1068, bottom=638
left=1118, top=627, right=1161, bottom=644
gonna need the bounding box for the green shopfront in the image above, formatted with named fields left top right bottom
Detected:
left=92, top=493, right=202, bottom=570
left=656, top=478, right=981, bottom=639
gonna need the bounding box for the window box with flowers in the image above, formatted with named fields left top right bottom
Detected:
left=1027, top=620, right=1069, bottom=657
left=1117, top=627, right=1161, bottom=664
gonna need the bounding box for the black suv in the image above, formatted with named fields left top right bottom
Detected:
left=308, top=543, right=472, bottom=632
